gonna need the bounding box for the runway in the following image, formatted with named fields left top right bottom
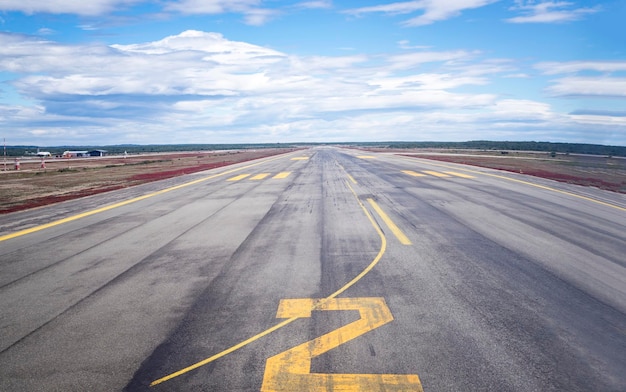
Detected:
left=1, top=147, right=625, bottom=391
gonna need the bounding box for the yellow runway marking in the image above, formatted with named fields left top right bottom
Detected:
left=423, top=170, right=449, bottom=178
left=227, top=174, right=251, bottom=181
left=291, top=157, right=309, bottom=160
left=261, top=298, right=422, bottom=391
left=397, top=156, right=626, bottom=212
left=402, top=170, right=427, bottom=177
left=0, top=153, right=295, bottom=242
left=367, top=199, right=412, bottom=245
left=150, top=178, right=394, bottom=387
left=357, top=155, right=376, bottom=159
left=250, top=173, right=270, bottom=180
left=443, top=171, right=475, bottom=179
left=273, top=171, right=291, bottom=179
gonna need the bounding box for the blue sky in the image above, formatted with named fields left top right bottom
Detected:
left=0, top=1, right=624, bottom=146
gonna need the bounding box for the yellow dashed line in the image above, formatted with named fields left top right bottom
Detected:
left=397, top=155, right=625, bottom=211
left=273, top=172, right=291, bottom=179
left=443, top=171, right=475, bottom=179
left=422, top=170, right=450, bottom=178
left=402, top=170, right=427, bottom=177
left=0, top=152, right=297, bottom=242
left=250, top=173, right=270, bottom=180
left=227, top=174, right=251, bottom=181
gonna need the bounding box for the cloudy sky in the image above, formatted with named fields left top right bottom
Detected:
left=0, top=1, right=624, bottom=146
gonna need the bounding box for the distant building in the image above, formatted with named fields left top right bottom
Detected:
left=88, top=150, right=107, bottom=157
left=62, top=150, right=89, bottom=158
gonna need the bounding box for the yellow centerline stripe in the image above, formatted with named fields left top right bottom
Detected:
left=0, top=153, right=293, bottom=242
left=150, top=178, right=389, bottom=387
left=397, top=156, right=626, bottom=211
left=367, top=199, right=412, bottom=245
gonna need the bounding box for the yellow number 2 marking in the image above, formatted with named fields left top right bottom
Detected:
left=261, top=297, right=423, bottom=391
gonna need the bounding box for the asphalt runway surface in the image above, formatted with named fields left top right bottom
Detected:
left=1, top=147, right=625, bottom=391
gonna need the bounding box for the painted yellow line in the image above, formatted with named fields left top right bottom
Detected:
left=402, top=170, right=427, bottom=177
left=151, top=317, right=298, bottom=387
left=250, top=173, right=270, bottom=180
left=273, top=171, right=291, bottom=179
left=291, top=157, right=309, bottom=161
left=337, top=163, right=357, bottom=184
left=227, top=174, right=251, bottom=181
left=327, top=181, right=388, bottom=299
left=150, top=178, right=389, bottom=387
left=423, top=170, right=449, bottom=178
left=367, top=199, right=412, bottom=245
left=0, top=153, right=295, bottom=243
left=444, top=171, right=475, bottom=179
left=398, top=156, right=626, bottom=212
left=357, top=155, right=376, bottom=159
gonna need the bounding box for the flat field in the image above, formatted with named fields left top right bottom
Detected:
left=0, top=148, right=295, bottom=213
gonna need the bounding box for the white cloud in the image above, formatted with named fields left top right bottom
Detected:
left=534, top=60, right=626, bottom=98
left=163, top=0, right=261, bottom=14
left=163, top=0, right=279, bottom=25
left=507, top=1, right=600, bottom=24
left=570, top=114, right=626, bottom=127
left=546, top=77, right=626, bottom=98
left=536, top=61, right=626, bottom=75
left=295, top=0, right=333, bottom=9
left=0, top=0, right=278, bottom=25
left=0, top=0, right=143, bottom=16
left=386, top=50, right=474, bottom=70
left=344, top=0, right=500, bottom=26
left=1, top=30, right=625, bottom=146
